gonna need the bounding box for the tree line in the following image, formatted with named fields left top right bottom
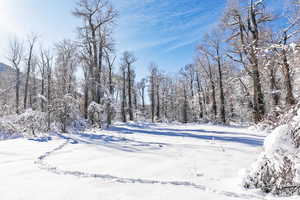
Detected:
left=1, top=0, right=300, bottom=133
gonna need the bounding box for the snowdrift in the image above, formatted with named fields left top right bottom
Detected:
left=243, top=107, right=300, bottom=196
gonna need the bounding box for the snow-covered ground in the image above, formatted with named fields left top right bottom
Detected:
left=0, top=122, right=296, bottom=199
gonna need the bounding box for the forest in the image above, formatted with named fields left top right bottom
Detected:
left=1, top=0, right=300, bottom=129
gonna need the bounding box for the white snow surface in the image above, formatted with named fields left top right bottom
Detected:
left=0, top=122, right=297, bottom=200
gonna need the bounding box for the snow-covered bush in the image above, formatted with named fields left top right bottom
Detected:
left=0, top=103, right=14, bottom=117
left=15, top=109, right=47, bottom=137
left=249, top=105, right=298, bottom=133
left=0, top=118, right=17, bottom=136
left=248, top=123, right=273, bottom=134
left=88, top=101, right=104, bottom=126
left=243, top=108, right=300, bottom=195
left=88, top=97, right=116, bottom=128
left=52, top=94, right=80, bottom=133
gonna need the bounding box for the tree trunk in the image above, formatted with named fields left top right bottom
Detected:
left=210, top=78, right=217, bottom=118
left=183, top=87, right=188, bottom=123
left=282, top=33, right=296, bottom=106
left=252, top=67, right=265, bottom=123
left=107, top=64, right=113, bottom=127
left=47, top=65, right=52, bottom=131
left=196, top=72, right=204, bottom=119
left=216, top=49, right=226, bottom=124
left=250, top=1, right=265, bottom=123
left=91, top=27, right=98, bottom=102
left=283, top=64, right=296, bottom=106
left=127, top=66, right=134, bottom=121
left=24, top=39, right=36, bottom=110
left=16, top=68, right=20, bottom=114
left=121, top=69, right=127, bottom=122
left=269, top=67, right=280, bottom=106
left=41, top=71, right=45, bottom=112
left=84, top=83, right=89, bottom=119
left=156, top=80, right=160, bottom=120
left=24, top=59, right=32, bottom=110
left=151, top=74, right=155, bottom=123
left=207, top=59, right=217, bottom=119
left=141, top=86, right=145, bottom=112
left=96, top=44, right=103, bottom=104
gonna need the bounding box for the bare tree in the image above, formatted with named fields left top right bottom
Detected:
left=197, top=53, right=217, bottom=120
left=224, top=0, right=272, bottom=123
left=121, top=51, right=136, bottom=121
left=53, top=40, right=78, bottom=132
left=45, top=51, right=53, bottom=130
left=29, top=56, right=38, bottom=109
left=149, top=63, right=158, bottom=123
left=104, top=48, right=116, bottom=127
left=137, top=78, right=146, bottom=113
left=156, top=72, right=161, bottom=121
left=73, top=0, right=117, bottom=103
left=7, top=37, right=24, bottom=114
left=195, top=69, right=204, bottom=119
left=199, top=31, right=226, bottom=123
left=270, top=1, right=300, bottom=106
left=24, top=34, right=38, bottom=110
left=120, top=64, right=127, bottom=123
left=182, top=85, right=189, bottom=123
left=38, top=49, right=46, bottom=112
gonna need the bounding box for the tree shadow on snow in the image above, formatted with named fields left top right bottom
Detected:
left=109, top=126, right=263, bottom=147
left=53, top=132, right=167, bottom=153
left=28, top=136, right=52, bottom=142
left=155, top=128, right=265, bottom=138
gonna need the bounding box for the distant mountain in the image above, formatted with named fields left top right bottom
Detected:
left=0, top=63, right=8, bottom=72
left=0, top=62, right=17, bottom=96
left=0, top=62, right=15, bottom=73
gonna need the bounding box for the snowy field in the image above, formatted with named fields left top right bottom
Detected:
left=0, top=122, right=296, bottom=200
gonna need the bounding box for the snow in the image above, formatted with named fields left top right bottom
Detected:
left=242, top=108, right=300, bottom=196
left=290, top=43, right=297, bottom=52
left=0, top=122, right=295, bottom=199
left=264, top=125, right=289, bottom=155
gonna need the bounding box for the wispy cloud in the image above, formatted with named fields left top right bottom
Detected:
left=113, top=0, right=225, bottom=54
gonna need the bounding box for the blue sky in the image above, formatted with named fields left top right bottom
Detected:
left=0, top=0, right=284, bottom=80
left=115, top=0, right=229, bottom=79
